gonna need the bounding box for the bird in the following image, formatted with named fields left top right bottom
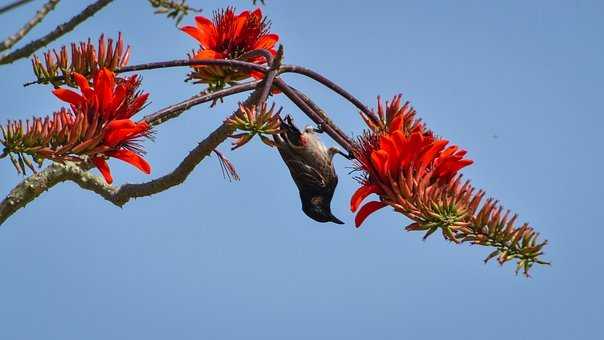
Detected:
left=273, top=115, right=344, bottom=224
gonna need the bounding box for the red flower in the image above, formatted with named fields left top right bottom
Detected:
left=348, top=95, right=548, bottom=275
left=52, top=68, right=151, bottom=184
left=350, top=96, right=473, bottom=227
left=181, top=7, right=278, bottom=86
left=351, top=130, right=473, bottom=227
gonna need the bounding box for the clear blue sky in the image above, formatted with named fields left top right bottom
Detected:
left=1, top=0, right=602, bottom=339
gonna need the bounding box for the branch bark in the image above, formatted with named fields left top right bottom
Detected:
left=0, top=0, right=113, bottom=65
left=0, top=0, right=61, bottom=53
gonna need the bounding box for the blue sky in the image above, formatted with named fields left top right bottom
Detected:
left=0, top=0, right=602, bottom=339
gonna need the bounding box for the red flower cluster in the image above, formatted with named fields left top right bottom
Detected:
left=51, top=69, right=151, bottom=184
left=352, top=130, right=473, bottom=227
left=350, top=96, right=547, bottom=275
left=351, top=95, right=473, bottom=227
left=181, top=7, right=278, bottom=87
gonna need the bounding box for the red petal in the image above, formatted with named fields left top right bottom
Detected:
left=107, top=149, right=151, bottom=174
left=233, top=11, right=249, bottom=38
left=379, top=135, right=400, bottom=175
left=419, top=139, right=448, bottom=171
left=391, top=131, right=410, bottom=166
left=72, top=72, right=90, bottom=91
left=105, top=119, right=137, bottom=131
left=193, top=49, right=224, bottom=64
left=181, top=26, right=209, bottom=49
left=192, top=15, right=217, bottom=48
left=254, top=34, right=279, bottom=50
left=108, top=84, right=127, bottom=116
left=251, top=8, right=262, bottom=18
left=94, top=68, right=116, bottom=118
left=92, top=156, right=113, bottom=184
left=389, top=115, right=404, bottom=131
left=249, top=70, right=264, bottom=79
left=119, top=93, right=148, bottom=119
left=370, top=149, right=389, bottom=178
left=103, top=120, right=148, bottom=147
left=52, top=88, right=84, bottom=107
left=350, top=184, right=380, bottom=212
left=355, top=201, right=388, bottom=228
left=81, top=87, right=97, bottom=107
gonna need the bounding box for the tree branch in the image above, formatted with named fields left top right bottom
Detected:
left=117, top=58, right=267, bottom=74
left=274, top=78, right=355, bottom=154
left=0, top=0, right=34, bottom=15
left=0, top=0, right=113, bottom=65
left=289, top=86, right=355, bottom=157
left=23, top=58, right=267, bottom=86
left=0, top=0, right=61, bottom=53
left=279, top=64, right=379, bottom=125
left=142, top=80, right=261, bottom=126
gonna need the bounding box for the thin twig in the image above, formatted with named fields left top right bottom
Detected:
left=143, top=80, right=260, bottom=126
left=279, top=64, right=380, bottom=125
left=240, top=48, right=274, bottom=68
left=0, top=0, right=61, bottom=52
left=117, top=58, right=267, bottom=74
left=0, top=0, right=113, bottom=65
left=23, top=58, right=268, bottom=86
left=256, top=46, right=283, bottom=110
left=0, top=0, right=34, bottom=15
left=289, top=86, right=355, bottom=158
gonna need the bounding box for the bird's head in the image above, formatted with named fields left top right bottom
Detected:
left=302, top=195, right=344, bottom=224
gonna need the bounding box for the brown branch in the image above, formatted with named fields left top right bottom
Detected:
left=279, top=64, right=380, bottom=125
left=0, top=0, right=34, bottom=15
left=117, top=58, right=267, bottom=74
left=274, top=78, right=355, bottom=154
left=289, top=86, right=355, bottom=158
left=0, top=162, right=103, bottom=226
left=256, top=46, right=282, bottom=109
left=24, top=58, right=267, bottom=86
left=0, top=0, right=61, bottom=53
left=0, top=0, right=113, bottom=65
left=142, top=80, right=261, bottom=126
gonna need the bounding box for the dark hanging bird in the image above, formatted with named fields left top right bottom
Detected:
left=273, top=115, right=344, bottom=224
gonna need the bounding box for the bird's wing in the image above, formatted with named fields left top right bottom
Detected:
left=283, top=159, right=328, bottom=190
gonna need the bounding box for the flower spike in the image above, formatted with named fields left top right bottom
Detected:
left=226, top=102, right=281, bottom=150
left=31, top=33, right=131, bottom=88
left=1, top=68, right=152, bottom=184
left=349, top=95, right=548, bottom=276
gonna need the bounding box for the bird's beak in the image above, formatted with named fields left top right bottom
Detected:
left=328, top=213, right=345, bottom=225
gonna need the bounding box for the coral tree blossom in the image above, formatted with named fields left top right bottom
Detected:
left=350, top=95, right=548, bottom=275
left=351, top=95, right=473, bottom=228
left=181, top=7, right=279, bottom=86
left=52, top=68, right=151, bottom=184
